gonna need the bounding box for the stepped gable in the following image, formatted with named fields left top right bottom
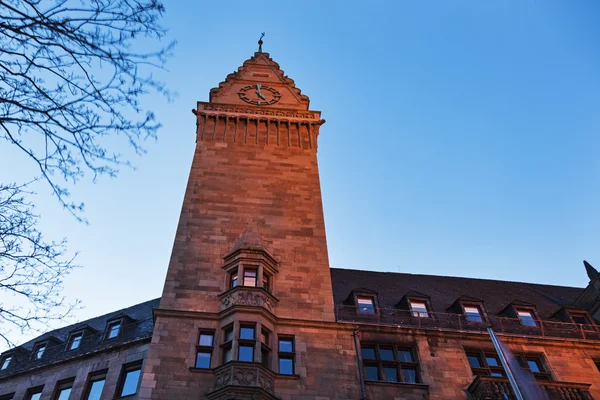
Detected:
left=330, top=268, right=584, bottom=319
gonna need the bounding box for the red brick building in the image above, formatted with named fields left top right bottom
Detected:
left=1, top=44, right=600, bottom=400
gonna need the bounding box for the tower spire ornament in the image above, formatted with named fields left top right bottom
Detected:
left=258, top=32, right=265, bottom=53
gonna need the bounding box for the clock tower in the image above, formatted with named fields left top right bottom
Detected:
left=139, top=42, right=336, bottom=399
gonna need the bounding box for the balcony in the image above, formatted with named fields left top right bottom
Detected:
left=467, top=376, right=594, bottom=400
left=335, top=305, right=600, bottom=341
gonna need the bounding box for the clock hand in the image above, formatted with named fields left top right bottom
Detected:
left=255, top=84, right=267, bottom=100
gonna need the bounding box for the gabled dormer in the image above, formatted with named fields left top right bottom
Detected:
left=499, top=300, right=540, bottom=327
left=397, top=291, right=433, bottom=318
left=65, top=324, right=98, bottom=351
left=343, top=288, right=379, bottom=315
left=103, top=314, right=135, bottom=341
left=447, top=295, right=488, bottom=323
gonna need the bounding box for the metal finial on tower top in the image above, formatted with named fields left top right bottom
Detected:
left=258, top=32, right=265, bottom=53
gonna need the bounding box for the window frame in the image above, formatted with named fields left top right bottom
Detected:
left=25, top=386, right=44, bottom=400
left=229, top=268, right=239, bottom=289
left=260, top=327, right=272, bottom=368
left=31, top=341, right=47, bottom=361
left=105, top=319, right=123, bottom=340
left=277, top=336, right=295, bottom=375
left=517, top=354, right=552, bottom=381
left=242, top=266, right=258, bottom=287
left=221, top=325, right=234, bottom=364
left=194, top=330, right=214, bottom=369
left=408, top=299, right=431, bottom=318
left=515, top=307, right=539, bottom=327
left=465, top=349, right=505, bottom=377
left=66, top=331, right=84, bottom=351
left=0, top=393, right=15, bottom=400
left=568, top=310, right=594, bottom=326
left=356, top=296, right=376, bottom=314
left=238, top=324, right=256, bottom=362
left=115, top=360, right=143, bottom=398
left=360, top=342, right=421, bottom=384
left=52, top=378, right=74, bottom=400
left=82, top=370, right=107, bottom=400
left=462, top=303, right=486, bottom=323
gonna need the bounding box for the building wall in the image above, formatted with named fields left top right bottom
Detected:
left=0, top=342, right=149, bottom=400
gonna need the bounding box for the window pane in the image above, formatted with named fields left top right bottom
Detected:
left=230, top=271, right=238, bottom=288
left=86, top=379, right=105, bottom=400
left=361, top=347, right=376, bottom=360
left=223, top=347, right=232, bottom=363
left=120, top=368, right=141, bottom=396
left=364, top=365, right=379, bottom=381
left=199, top=333, right=213, bottom=346
left=380, top=347, right=394, bottom=361
left=410, top=301, right=429, bottom=317
left=69, top=334, right=82, bottom=350
left=527, top=360, right=541, bottom=373
left=279, top=357, right=293, bottom=375
left=240, top=326, right=255, bottom=340
left=485, top=356, right=499, bottom=367
left=398, top=349, right=414, bottom=362
left=357, top=296, right=375, bottom=313
left=224, top=328, right=233, bottom=343
left=491, top=371, right=505, bottom=377
left=465, top=306, right=483, bottom=322
left=572, top=315, right=589, bottom=325
left=279, top=339, right=293, bottom=353
left=29, top=394, right=41, bottom=400
left=467, top=355, right=482, bottom=368
left=403, top=367, right=417, bottom=383
left=57, top=388, right=72, bottom=400
left=517, top=310, right=537, bottom=326
left=34, top=345, right=46, bottom=359
left=1, top=356, right=11, bottom=370
left=239, top=345, right=254, bottom=362
left=261, top=330, right=269, bottom=345
left=262, top=274, right=270, bottom=292
left=108, top=322, right=121, bottom=339
left=195, top=352, right=211, bottom=368
left=384, top=367, right=398, bottom=382
left=243, top=269, right=257, bottom=286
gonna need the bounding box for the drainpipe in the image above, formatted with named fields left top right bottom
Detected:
left=487, top=327, right=525, bottom=400
left=352, top=328, right=368, bottom=400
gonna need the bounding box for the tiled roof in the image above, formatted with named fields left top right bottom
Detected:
left=0, top=298, right=159, bottom=379
left=330, top=268, right=584, bottom=319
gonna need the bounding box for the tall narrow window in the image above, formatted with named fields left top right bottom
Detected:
left=243, top=268, right=257, bottom=287
left=278, top=336, right=295, bottom=375
left=32, top=342, right=46, bottom=360
left=262, top=273, right=271, bottom=292
left=53, top=379, right=74, bottom=400
left=106, top=320, right=122, bottom=339
left=83, top=371, right=106, bottom=400
left=117, top=361, right=142, bottom=397
left=0, top=355, right=11, bottom=370
left=516, top=309, right=537, bottom=327
left=230, top=269, right=238, bottom=288
left=409, top=300, right=429, bottom=318
left=357, top=296, right=375, bottom=314
left=260, top=328, right=272, bottom=368
left=238, top=324, right=256, bottom=362
left=222, top=325, right=233, bottom=363
left=67, top=332, right=83, bottom=350
left=464, top=305, right=483, bottom=322
left=195, top=331, right=214, bottom=369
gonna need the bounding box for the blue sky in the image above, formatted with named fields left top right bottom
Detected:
left=1, top=1, right=599, bottom=347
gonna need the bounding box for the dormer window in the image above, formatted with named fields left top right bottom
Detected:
left=569, top=311, right=593, bottom=325
left=409, top=300, right=429, bottom=318
left=106, top=320, right=122, bottom=339
left=67, top=332, right=83, bottom=351
left=0, top=355, right=11, bottom=370
left=516, top=309, right=537, bottom=327
left=357, top=296, right=376, bottom=314
left=32, top=342, right=46, bottom=360
left=464, top=305, right=484, bottom=322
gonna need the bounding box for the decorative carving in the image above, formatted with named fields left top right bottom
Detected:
left=215, top=367, right=232, bottom=389
left=200, top=104, right=319, bottom=120
left=220, top=289, right=275, bottom=313
left=212, top=362, right=275, bottom=395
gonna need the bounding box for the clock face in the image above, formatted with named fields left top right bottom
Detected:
left=238, top=84, right=281, bottom=106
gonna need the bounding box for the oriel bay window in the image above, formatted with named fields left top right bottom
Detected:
left=195, top=330, right=214, bottom=369
left=238, top=324, right=256, bottom=362
left=224, top=263, right=275, bottom=294
left=361, top=343, right=420, bottom=383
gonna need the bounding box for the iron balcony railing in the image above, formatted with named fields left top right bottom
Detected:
left=335, top=305, right=600, bottom=341
left=467, top=375, right=594, bottom=400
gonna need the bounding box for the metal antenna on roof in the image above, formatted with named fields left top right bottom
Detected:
left=258, top=32, right=265, bottom=53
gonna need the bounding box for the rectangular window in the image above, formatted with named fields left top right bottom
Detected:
left=464, top=305, right=483, bottom=322
left=466, top=350, right=505, bottom=377
left=238, top=324, right=256, bottom=362
left=260, top=328, right=271, bottom=368
left=262, top=273, right=271, bottom=292
left=195, top=331, right=214, bottom=369
left=360, top=343, right=420, bottom=383
left=83, top=371, right=106, bottom=400
left=25, top=387, right=43, bottom=400
left=222, top=325, right=233, bottom=364
left=32, top=343, right=46, bottom=360
left=516, top=309, right=537, bottom=327
left=67, top=332, right=83, bottom=350
left=0, top=355, right=11, bottom=370
left=357, top=296, right=376, bottom=314
left=117, top=361, right=142, bottom=397
left=243, top=268, right=257, bottom=287
left=53, top=379, right=74, bottom=400
left=230, top=269, right=238, bottom=288
left=278, top=336, right=295, bottom=375
left=409, top=300, right=429, bottom=318
left=106, top=320, right=121, bottom=339
left=519, top=355, right=552, bottom=381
